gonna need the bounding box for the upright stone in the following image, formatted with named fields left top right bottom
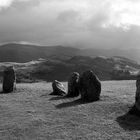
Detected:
left=51, top=80, right=66, bottom=96
left=3, top=66, right=16, bottom=93
left=129, top=73, right=140, bottom=116
left=79, top=70, right=101, bottom=102
left=66, top=72, right=80, bottom=97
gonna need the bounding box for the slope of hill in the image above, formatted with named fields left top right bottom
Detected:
left=0, top=81, right=139, bottom=139
left=0, top=43, right=79, bottom=62
left=0, top=43, right=140, bottom=63
left=80, top=48, right=140, bottom=63
left=0, top=56, right=139, bottom=82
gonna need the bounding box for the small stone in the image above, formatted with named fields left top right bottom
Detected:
left=66, top=72, right=80, bottom=97
left=51, top=80, right=66, bottom=96
left=79, top=70, right=101, bottom=102
left=2, top=66, right=16, bottom=93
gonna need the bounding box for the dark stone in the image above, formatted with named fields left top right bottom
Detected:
left=129, top=73, right=140, bottom=117
left=51, top=80, right=66, bottom=96
left=128, top=105, right=140, bottom=117
left=79, top=70, right=101, bottom=102
left=3, top=66, right=16, bottom=93
left=66, top=72, right=80, bottom=97
left=135, top=74, right=140, bottom=103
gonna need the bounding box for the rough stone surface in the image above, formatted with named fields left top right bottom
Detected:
left=135, top=74, right=140, bottom=104
left=129, top=73, right=140, bottom=116
left=2, top=66, right=16, bottom=93
left=51, top=80, right=66, bottom=96
left=79, top=70, right=101, bottom=102
left=66, top=72, right=80, bottom=97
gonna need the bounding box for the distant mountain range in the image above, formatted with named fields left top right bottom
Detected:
left=0, top=43, right=140, bottom=64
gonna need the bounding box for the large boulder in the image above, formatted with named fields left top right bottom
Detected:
left=79, top=70, right=101, bottom=102
left=2, top=66, right=16, bottom=93
left=66, top=72, right=80, bottom=97
left=129, top=73, right=140, bottom=116
left=51, top=80, right=66, bottom=96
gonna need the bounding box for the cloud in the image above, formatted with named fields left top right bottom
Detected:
left=0, top=0, right=14, bottom=8
left=102, top=0, right=140, bottom=30
left=0, top=0, right=140, bottom=49
left=57, top=10, right=80, bottom=23
left=0, top=0, right=41, bottom=11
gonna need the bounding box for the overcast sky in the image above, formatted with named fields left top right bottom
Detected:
left=0, top=0, right=140, bottom=49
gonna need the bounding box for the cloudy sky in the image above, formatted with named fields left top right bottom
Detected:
left=0, top=0, right=140, bottom=49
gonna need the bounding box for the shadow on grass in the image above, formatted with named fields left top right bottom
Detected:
left=0, top=91, right=3, bottom=94
left=40, top=93, right=49, bottom=97
left=55, top=98, right=97, bottom=109
left=116, top=113, right=140, bottom=131
left=49, top=96, right=70, bottom=101
left=0, top=90, right=12, bottom=94
left=41, top=91, right=66, bottom=98
left=49, top=94, right=81, bottom=101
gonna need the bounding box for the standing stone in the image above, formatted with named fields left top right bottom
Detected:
left=79, top=70, right=101, bottom=102
left=66, top=72, right=80, bottom=97
left=51, top=80, right=66, bottom=96
left=3, top=66, right=16, bottom=93
left=129, top=73, right=140, bottom=116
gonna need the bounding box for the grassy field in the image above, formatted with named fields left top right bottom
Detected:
left=0, top=80, right=140, bottom=140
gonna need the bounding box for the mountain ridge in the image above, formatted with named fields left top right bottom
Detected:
left=0, top=43, right=140, bottom=64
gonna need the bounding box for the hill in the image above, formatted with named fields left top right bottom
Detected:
left=0, top=56, right=139, bottom=82
left=0, top=43, right=79, bottom=62
left=80, top=48, right=140, bottom=64
left=0, top=43, right=140, bottom=63
left=0, top=80, right=139, bottom=139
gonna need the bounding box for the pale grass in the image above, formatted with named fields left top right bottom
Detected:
left=0, top=81, right=140, bottom=140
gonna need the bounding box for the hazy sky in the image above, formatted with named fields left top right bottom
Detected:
left=0, top=0, right=140, bottom=49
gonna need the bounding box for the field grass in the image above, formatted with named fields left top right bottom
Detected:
left=0, top=80, right=140, bottom=140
